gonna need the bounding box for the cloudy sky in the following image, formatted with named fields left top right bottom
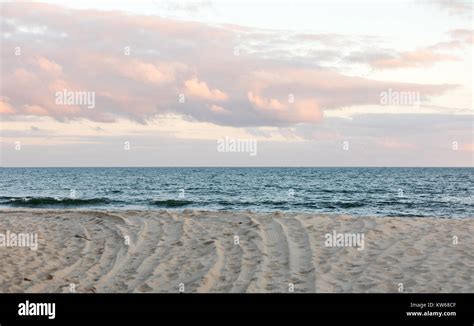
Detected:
left=0, top=0, right=472, bottom=166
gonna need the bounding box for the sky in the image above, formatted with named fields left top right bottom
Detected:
left=0, top=0, right=473, bottom=166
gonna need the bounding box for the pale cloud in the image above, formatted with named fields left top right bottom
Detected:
left=345, top=28, right=472, bottom=70
left=376, top=138, right=416, bottom=150
left=369, top=49, right=458, bottom=69
left=23, top=105, right=49, bottom=116
left=431, top=0, right=473, bottom=15
left=2, top=114, right=472, bottom=167
left=430, top=29, right=474, bottom=50
left=367, top=28, right=473, bottom=69
left=449, top=29, right=474, bottom=44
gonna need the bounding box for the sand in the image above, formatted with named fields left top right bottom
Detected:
left=0, top=209, right=472, bottom=293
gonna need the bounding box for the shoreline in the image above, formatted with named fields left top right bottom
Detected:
left=0, top=209, right=472, bottom=293
left=1, top=207, right=471, bottom=219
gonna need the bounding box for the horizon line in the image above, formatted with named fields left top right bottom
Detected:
left=1, top=166, right=473, bottom=169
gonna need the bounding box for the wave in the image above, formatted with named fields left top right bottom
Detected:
left=106, top=190, right=122, bottom=194
left=217, top=200, right=290, bottom=207
left=321, top=202, right=366, bottom=208
left=149, top=199, right=193, bottom=207
left=0, top=196, right=112, bottom=207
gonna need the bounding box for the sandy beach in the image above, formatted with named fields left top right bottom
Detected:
left=0, top=209, right=472, bottom=293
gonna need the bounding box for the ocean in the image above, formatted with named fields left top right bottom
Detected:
left=0, top=167, right=472, bottom=218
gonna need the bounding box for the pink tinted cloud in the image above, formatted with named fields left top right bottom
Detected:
left=109, top=58, right=180, bottom=85
left=459, top=143, right=474, bottom=152
left=369, top=29, right=472, bottom=69
left=184, top=78, right=228, bottom=101
left=35, top=56, right=63, bottom=75
left=247, top=92, right=285, bottom=111
left=0, top=99, right=16, bottom=115
left=0, top=2, right=459, bottom=126
left=248, top=92, right=322, bottom=123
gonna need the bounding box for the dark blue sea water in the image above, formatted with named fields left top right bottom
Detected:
left=0, top=167, right=472, bottom=217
